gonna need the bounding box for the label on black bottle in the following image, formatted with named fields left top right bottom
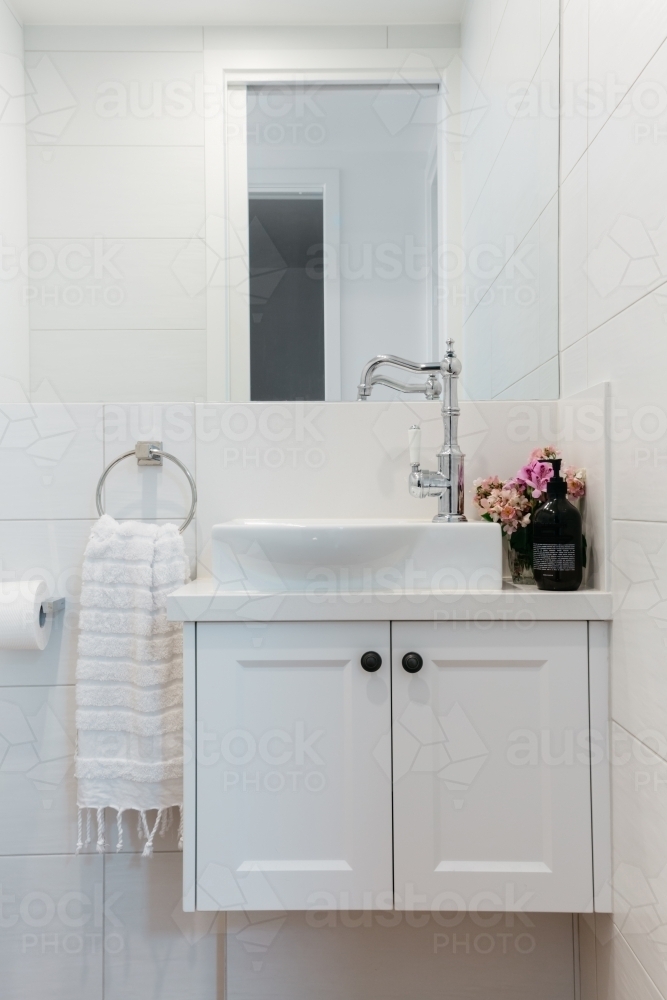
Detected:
left=533, top=543, right=576, bottom=572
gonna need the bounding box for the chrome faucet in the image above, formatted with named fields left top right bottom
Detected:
left=357, top=339, right=466, bottom=523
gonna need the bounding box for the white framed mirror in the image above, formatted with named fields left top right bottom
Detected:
left=204, top=1, right=559, bottom=403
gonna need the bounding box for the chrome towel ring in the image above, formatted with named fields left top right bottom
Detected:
left=96, top=440, right=197, bottom=533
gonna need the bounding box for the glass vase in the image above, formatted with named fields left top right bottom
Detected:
left=507, top=524, right=535, bottom=585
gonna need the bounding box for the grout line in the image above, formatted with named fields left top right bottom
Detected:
left=488, top=353, right=559, bottom=399
left=585, top=276, right=667, bottom=338
left=0, top=852, right=183, bottom=859
left=462, top=191, right=559, bottom=329
left=612, top=718, right=667, bottom=773
left=612, top=518, right=667, bottom=525
left=586, top=33, right=667, bottom=156
left=462, top=20, right=560, bottom=231
left=615, top=924, right=667, bottom=1000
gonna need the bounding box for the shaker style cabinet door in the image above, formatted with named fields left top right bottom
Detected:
left=195, top=621, right=392, bottom=911
left=392, top=621, right=593, bottom=912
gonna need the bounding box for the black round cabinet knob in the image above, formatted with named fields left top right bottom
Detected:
left=361, top=651, right=382, bottom=672
left=402, top=652, right=423, bottom=673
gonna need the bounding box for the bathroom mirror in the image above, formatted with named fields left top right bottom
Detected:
left=215, top=0, right=560, bottom=403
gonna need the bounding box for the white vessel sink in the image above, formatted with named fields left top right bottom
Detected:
left=211, top=519, right=502, bottom=594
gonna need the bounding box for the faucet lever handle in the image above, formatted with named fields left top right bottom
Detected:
left=408, top=424, right=421, bottom=466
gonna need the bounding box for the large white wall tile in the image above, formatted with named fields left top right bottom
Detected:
left=588, top=0, right=667, bottom=146
left=0, top=403, right=103, bottom=519
left=610, top=521, right=667, bottom=750
left=24, top=52, right=206, bottom=146
left=30, top=331, right=207, bottom=403
left=464, top=195, right=558, bottom=397
left=492, top=357, right=559, bottom=399
left=595, top=920, right=665, bottom=1000
left=561, top=338, right=588, bottom=398
left=27, top=146, right=205, bottom=239
left=0, top=685, right=78, bottom=854
left=104, top=853, right=221, bottom=1000
left=0, top=854, right=103, bottom=1000
left=560, top=153, right=588, bottom=349
left=0, top=519, right=91, bottom=687
left=609, top=721, right=667, bottom=996
left=560, top=0, right=589, bottom=182
left=586, top=289, right=667, bottom=522
left=586, top=41, right=667, bottom=333
left=102, top=403, right=196, bottom=522
left=24, top=26, right=204, bottom=51
left=28, top=239, right=206, bottom=331
left=228, top=910, right=574, bottom=1000
left=0, top=0, right=30, bottom=390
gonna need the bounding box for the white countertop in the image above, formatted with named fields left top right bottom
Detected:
left=167, top=577, right=613, bottom=622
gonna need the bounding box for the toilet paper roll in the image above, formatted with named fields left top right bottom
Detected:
left=0, top=580, right=53, bottom=650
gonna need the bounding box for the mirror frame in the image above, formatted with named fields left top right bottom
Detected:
left=203, top=45, right=453, bottom=401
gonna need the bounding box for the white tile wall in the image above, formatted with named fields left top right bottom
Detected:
left=27, top=146, right=206, bottom=239
left=0, top=854, right=103, bottom=1000
left=227, top=910, right=575, bottom=1000
left=0, top=0, right=30, bottom=392
left=6, top=8, right=657, bottom=999
left=0, top=397, right=592, bottom=995
left=460, top=0, right=560, bottom=400
left=559, top=4, right=667, bottom=995
left=104, top=853, right=222, bottom=999
left=31, top=331, right=207, bottom=402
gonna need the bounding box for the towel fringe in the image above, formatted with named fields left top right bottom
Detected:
left=142, top=808, right=164, bottom=858
left=96, top=808, right=106, bottom=853
left=76, top=805, right=182, bottom=855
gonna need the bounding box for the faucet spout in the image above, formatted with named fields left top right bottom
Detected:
left=357, top=354, right=442, bottom=400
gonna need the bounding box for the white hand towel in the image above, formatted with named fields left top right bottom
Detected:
left=75, top=515, right=190, bottom=856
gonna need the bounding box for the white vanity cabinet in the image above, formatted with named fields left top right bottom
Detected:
left=194, top=621, right=393, bottom=911
left=392, top=621, right=593, bottom=913
left=186, top=616, right=608, bottom=914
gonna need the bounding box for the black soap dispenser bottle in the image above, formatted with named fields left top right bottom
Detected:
left=532, top=459, right=583, bottom=591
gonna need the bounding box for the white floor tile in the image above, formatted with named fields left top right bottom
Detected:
left=0, top=854, right=103, bottom=1000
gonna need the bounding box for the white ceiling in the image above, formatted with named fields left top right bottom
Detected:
left=9, top=0, right=465, bottom=26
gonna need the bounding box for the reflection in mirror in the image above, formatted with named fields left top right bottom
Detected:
left=246, top=84, right=440, bottom=401
left=230, top=0, right=560, bottom=403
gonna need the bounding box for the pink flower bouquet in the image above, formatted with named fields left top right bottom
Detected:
left=473, top=446, right=586, bottom=582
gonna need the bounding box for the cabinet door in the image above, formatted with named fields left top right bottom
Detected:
left=196, top=621, right=392, bottom=911
left=392, top=621, right=593, bottom=912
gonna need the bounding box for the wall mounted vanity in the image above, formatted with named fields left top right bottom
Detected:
left=169, top=520, right=612, bottom=918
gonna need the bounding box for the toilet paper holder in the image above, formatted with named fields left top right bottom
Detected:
left=45, top=598, right=66, bottom=616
